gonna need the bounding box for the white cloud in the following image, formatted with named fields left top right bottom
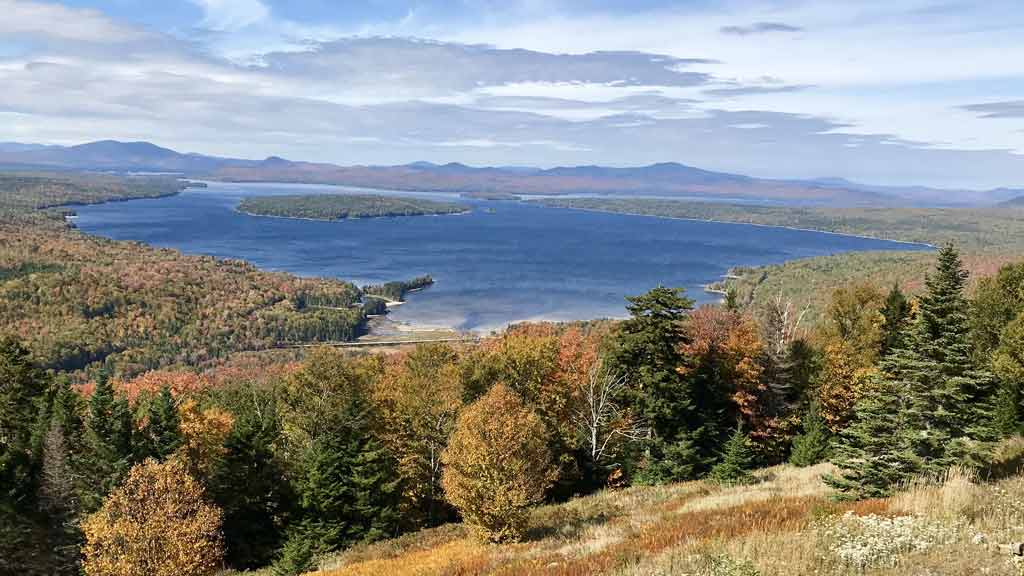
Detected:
left=0, top=0, right=145, bottom=43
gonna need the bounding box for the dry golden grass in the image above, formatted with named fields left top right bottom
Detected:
left=308, top=442, right=1024, bottom=576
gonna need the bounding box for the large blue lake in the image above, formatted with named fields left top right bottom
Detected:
left=73, top=182, right=930, bottom=332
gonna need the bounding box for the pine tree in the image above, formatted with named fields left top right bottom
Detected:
left=0, top=336, right=49, bottom=508
left=828, top=244, right=997, bottom=498
left=903, top=243, right=998, bottom=471
left=83, top=375, right=135, bottom=511
left=211, top=397, right=294, bottom=570
left=709, top=425, right=755, bottom=486
left=880, top=283, right=911, bottom=356
left=294, top=394, right=400, bottom=554
left=789, top=401, right=830, bottom=467
left=993, top=379, right=1022, bottom=437
left=607, top=286, right=701, bottom=483
left=140, top=386, right=182, bottom=461
left=825, top=376, right=921, bottom=499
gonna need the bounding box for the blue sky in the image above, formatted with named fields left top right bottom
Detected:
left=1, top=0, right=1023, bottom=188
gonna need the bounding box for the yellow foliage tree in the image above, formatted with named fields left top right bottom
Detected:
left=373, top=343, right=465, bottom=527
left=81, top=458, right=224, bottom=576
left=441, top=383, right=556, bottom=542
left=817, top=341, right=877, bottom=433
left=177, top=399, right=234, bottom=481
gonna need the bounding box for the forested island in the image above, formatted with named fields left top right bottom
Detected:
left=237, top=194, right=469, bottom=220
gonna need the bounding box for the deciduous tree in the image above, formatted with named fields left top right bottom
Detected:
left=81, top=458, right=224, bottom=576
left=441, top=384, right=556, bottom=542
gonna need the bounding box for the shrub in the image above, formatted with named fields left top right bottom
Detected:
left=441, top=384, right=557, bottom=542
left=81, top=458, right=223, bottom=576
left=789, top=401, right=830, bottom=467
left=709, top=426, right=755, bottom=486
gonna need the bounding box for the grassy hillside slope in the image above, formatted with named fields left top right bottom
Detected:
left=294, top=446, right=1024, bottom=576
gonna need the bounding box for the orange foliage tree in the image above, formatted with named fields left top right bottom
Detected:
left=81, top=458, right=223, bottom=576
left=441, top=384, right=556, bottom=542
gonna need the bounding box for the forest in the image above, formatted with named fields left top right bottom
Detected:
left=237, top=194, right=469, bottom=220
left=4, top=235, right=1024, bottom=575
left=0, top=174, right=413, bottom=378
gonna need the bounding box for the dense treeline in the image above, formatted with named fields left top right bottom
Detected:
left=237, top=194, right=468, bottom=220
left=4, top=242, right=1018, bottom=575
left=0, top=174, right=384, bottom=377
left=362, top=275, right=434, bottom=302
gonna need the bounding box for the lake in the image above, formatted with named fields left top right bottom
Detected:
left=73, top=182, right=930, bottom=332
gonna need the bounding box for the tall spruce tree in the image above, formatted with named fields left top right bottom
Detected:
left=139, top=386, right=182, bottom=461
left=82, top=374, right=135, bottom=511
left=904, top=243, right=997, bottom=470
left=828, top=244, right=997, bottom=498
left=0, top=336, right=49, bottom=508
left=607, top=286, right=702, bottom=483
left=293, top=393, right=400, bottom=555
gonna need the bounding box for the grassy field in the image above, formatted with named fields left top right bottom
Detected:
left=237, top=194, right=469, bottom=220
left=286, top=439, right=1024, bottom=576
left=538, top=198, right=1024, bottom=324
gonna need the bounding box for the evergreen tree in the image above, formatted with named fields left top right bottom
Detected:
left=607, top=286, right=701, bottom=482
left=211, top=395, right=294, bottom=570
left=828, top=244, right=997, bottom=498
left=139, top=386, right=182, bottom=461
left=825, top=376, right=921, bottom=499
left=0, top=336, right=49, bottom=508
left=789, top=401, right=830, bottom=467
left=880, top=283, right=911, bottom=356
left=82, top=374, right=135, bottom=511
left=709, top=425, right=755, bottom=486
left=293, top=394, right=400, bottom=555
left=903, top=243, right=997, bottom=471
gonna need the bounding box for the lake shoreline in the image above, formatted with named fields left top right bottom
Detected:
left=535, top=202, right=938, bottom=249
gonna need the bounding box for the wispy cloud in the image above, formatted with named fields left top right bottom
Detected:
left=961, top=100, right=1024, bottom=119
left=720, top=22, right=802, bottom=36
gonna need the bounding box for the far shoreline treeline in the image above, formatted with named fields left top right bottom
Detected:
left=236, top=193, right=469, bottom=221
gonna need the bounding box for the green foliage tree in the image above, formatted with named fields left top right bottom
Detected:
left=789, top=401, right=830, bottom=467
left=607, top=286, right=700, bottom=483
left=825, top=376, right=921, bottom=499
left=292, top=390, right=399, bottom=556
left=709, top=425, right=755, bottom=486
left=992, top=313, right=1024, bottom=436
left=210, top=389, right=294, bottom=570
left=0, top=336, right=49, bottom=507
left=970, top=261, right=1024, bottom=359
left=139, top=386, right=182, bottom=461
left=82, top=375, right=135, bottom=512
left=880, top=283, right=911, bottom=356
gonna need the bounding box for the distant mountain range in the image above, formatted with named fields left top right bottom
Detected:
left=0, top=139, right=1019, bottom=207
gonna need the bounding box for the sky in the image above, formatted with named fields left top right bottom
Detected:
left=2, top=0, right=1024, bottom=188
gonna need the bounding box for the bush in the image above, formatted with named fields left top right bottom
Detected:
left=441, top=384, right=557, bottom=542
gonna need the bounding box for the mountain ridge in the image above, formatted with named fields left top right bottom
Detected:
left=0, top=139, right=1016, bottom=207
